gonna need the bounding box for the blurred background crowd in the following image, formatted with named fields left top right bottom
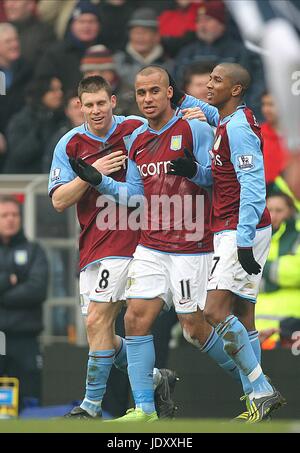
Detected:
left=0, top=0, right=270, bottom=174
left=0, top=0, right=299, bottom=414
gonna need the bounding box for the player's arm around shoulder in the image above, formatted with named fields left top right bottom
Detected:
left=180, top=95, right=219, bottom=127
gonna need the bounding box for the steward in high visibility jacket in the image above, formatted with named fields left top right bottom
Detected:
left=268, top=175, right=300, bottom=212
left=256, top=192, right=300, bottom=348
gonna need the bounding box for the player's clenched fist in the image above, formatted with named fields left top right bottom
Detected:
left=92, top=150, right=127, bottom=175
left=167, top=148, right=197, bottom=178
left=69, top=157, right=103, bottom=186
left=69, top=151, right=127, bottom=186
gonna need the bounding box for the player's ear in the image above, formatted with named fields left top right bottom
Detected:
left=167, top=85, right=173, bottom=99
left=232, top=84, right=243, bottom=98
left=111, top=94, right=117, bottom=109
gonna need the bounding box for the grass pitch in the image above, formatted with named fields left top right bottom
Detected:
left=0, top=418, right=299, bottom=433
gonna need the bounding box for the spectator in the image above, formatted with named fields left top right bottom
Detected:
left=256, top=193, right=300, bottom=348
left=37, top=0, right=77, bottom=40
left=98, top=0, right=135, bottom=52
left=174, top=0, right=265, bottom=117
left=0, top=23, right=32, bottom=138
left=268, top=173, right=300, bottom=213
left=114, top=7, right=174, bottom=88
left=0, top=195, right=48, bottom=408
left=182, top=60, right=215, bottom=101
left=80, top=44, right=139, bottom=116
left=35, top=1, right=101, bottom=92
left=260, top=91, right=290, bottom=188
left=159, top=0, right=198, bottom=57
left=43, top=90, right=84, bottom=173
left=3, top=0, right=55, bottom=66
left=4, top=76, right=65, bottom=174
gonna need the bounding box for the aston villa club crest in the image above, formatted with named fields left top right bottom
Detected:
left=170, top=135, right=182, bottom=151
left=123, top=135, right=131, bottom=150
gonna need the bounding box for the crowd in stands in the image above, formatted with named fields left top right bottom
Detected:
left=1, top=0, right=267, bottom=174
left=0, top=0, right=299, bottom=351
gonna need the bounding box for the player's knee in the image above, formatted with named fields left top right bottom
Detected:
left=86, top=309, right=113, bottom=335
left=233, top=297, right=255, bottom=330
left=124, top=309, right=150, bottom=335
left=203, top=306, right=222, bottom=327
left=124, top=308, right=139, bottom=332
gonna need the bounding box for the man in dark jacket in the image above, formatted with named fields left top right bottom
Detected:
left=0, top=195, right=48, bottom=409
left=114, top=8, right=174, bottom=89
left=174, top=1, right=265, bottom=118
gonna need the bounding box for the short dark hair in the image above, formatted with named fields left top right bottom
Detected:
left=261, top=90, right=271, bottom=100
left=218, top=62, right=251, bottom=96
left=26, top=76, right=61, bottom=105
left=0, top=195, right=20, bottom=208
left=78, top=76, right=112, bottom=100
left=183, top=61, right=215, bottom=90
left=63, top=89, right=79, bottom=108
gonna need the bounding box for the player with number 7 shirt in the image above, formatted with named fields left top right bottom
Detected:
left=168, top=62, right=286, bottom=422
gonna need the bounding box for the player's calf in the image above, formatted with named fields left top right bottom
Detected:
left=178, top=310, right=212, bottom=347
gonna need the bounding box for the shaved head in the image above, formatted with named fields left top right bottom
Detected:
left=216, top=63, right=251, bottom=94
left=136, top=66, right=170, bottom=88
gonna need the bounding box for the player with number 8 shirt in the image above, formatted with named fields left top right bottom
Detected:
left=48, top=76, right=179, bottom=420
